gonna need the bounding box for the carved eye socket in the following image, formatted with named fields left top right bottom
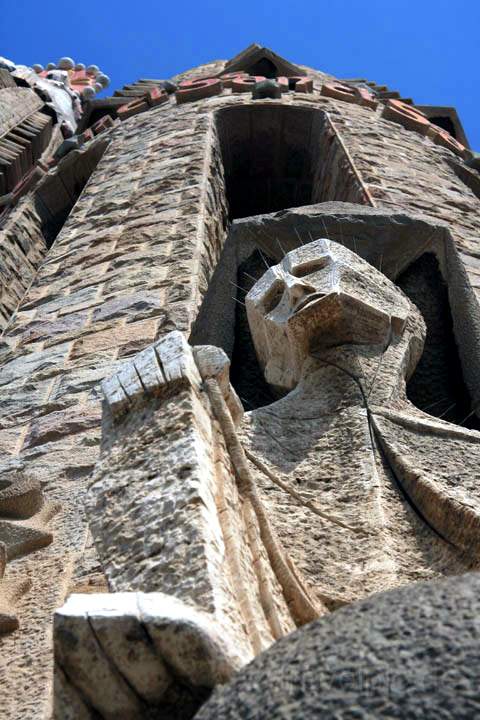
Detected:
left=262, top=279, right=285, bottom=314
left=291, top=259, right=328, bottom=278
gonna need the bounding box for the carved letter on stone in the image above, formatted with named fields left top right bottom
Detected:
left=231, top=76, right=266, bottom=93
left=175, top=78, right=223, bottom=104
left=381, top=99, right=431, bottom=135
left=219, top=72, right=249, bottom=88
left=321, top=81, right=377, bottom=109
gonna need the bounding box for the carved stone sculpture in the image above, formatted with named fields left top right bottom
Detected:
left=242, top=238, right=480, bottom=607
left=93, top=236, right=480, bottom=614
left=88, top=330, right=303, bottom=656
left=55, top=237, right=480, bottom=716
left=0, top=471, right=60, bottom=632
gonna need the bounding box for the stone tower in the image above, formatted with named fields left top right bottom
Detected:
left=1, top=44, right=480, bottom=719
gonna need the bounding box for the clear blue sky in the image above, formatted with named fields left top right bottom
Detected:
left=1, top=0, right=479, bottom=148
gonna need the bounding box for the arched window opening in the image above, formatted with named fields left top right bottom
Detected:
left=230, top=249, right=277, bottom=410
left=397, top=253, right=480, bottom=430
left=193, top=107, right=373, bottom=408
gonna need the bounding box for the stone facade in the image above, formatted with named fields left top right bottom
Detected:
left=0, top=44, right=480, bottom=719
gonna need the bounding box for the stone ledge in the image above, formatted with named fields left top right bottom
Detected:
left=54, top=591, right=248, bottom=720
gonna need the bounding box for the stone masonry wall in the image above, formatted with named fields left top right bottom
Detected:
left=1, top=63, right=480, bottom=719
left=332, top=104, right=480, bottom=295
left=0, top=196, right=47, bottom=331
left=0, top=87, right=43, bottom=138
left=0, top=87, right=56, bottom=333
left=0, top=97, right=228, bottom=720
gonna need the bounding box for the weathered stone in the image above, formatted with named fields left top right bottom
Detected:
left=252, top=80, right=281, bottom=100
left=54, top=592, right=248, bottom=720
left=197, top=573, right=480, bottom=720
left=0, top=542, right=31, bottom=633
left=0, top=471, right=43, bottom=518
left=0, top=42, right=479, bottom=720
left=22, top=403, right=101, bottom=449
left=75, top=235, right=480, bottom=718
left=88, top=333, right=268, bottom=653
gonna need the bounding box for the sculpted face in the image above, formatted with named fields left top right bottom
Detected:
left=245, top=239, right=410, bottom=391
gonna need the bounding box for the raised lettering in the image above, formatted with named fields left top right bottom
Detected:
left=175, top=78, right=223, bottom=104
left=381, top=100, right=430, bottom=135
left=321, top=82, right=377, bottom=109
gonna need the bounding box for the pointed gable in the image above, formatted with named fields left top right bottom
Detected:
left=221, top=43, right=306, bottom=78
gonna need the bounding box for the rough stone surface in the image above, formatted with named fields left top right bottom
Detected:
left=0, top=196, right=47, bottom=330
left=54, top=592, right=247, bottom=720
left=1, top=44, right=480, bottom=719
left=0, top=88, right=43, bottom=137
left=197, top=572, right=480, bottom=720
left=72, top=239, right=480, bottom=717
left=0, top=91, right=232, bottom=720
left=88, top=333, right=295, bottom=653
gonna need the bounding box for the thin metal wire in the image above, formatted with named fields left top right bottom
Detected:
left=421, top=396, right=450, bottom=412
left=459, top=407, right=478, bottom=426
left=229, top=280, right=248, bottom=294
left=240, top=396, right=254, bottom=409
left=438, top=402, right=456, bottom=419
left=367, top=337, right=392, bottom=400
left=244, top=226, right=258, bottom=244
left=393, top=257, right=400, bottom=280
left=320, top=216, right=330, bottom=239
left=258, top=248, right=271, bottom=270
left=293, top=226, right=304, bottom=246
left=276, top=237, right=287, bottom=257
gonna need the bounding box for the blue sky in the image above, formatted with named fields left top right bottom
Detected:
left=1, top=0, right=479, bottom=148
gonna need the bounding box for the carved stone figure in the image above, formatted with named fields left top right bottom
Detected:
left=2, top=38, right=479, bottom=719
left=242, top=238, right=480, bottom=608
left=0, top=471, right=60, bottom=632
left=83, top=237, right=480, bottom=673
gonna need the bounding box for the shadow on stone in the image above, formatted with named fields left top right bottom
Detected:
left=196, top=573, right=480, bottom=720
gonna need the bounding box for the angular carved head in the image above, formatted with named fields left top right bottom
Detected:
left=245, top=239, right=412, bottom=391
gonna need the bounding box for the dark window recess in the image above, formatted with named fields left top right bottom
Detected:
left=230, top=250, right=277, bottom=410
left=217, top=106, right=322, bottom=219
left=86, top=108, right=117, bottom=127
left=245, top=58, right=278, bottom=78
left=35, top=137, right=109, bottom=248
left=397, top=253, right=480, bottom=430
left=192, top=106, right=369, bottom=407
left=429, top=116, right=457, bottom=139
left=216, top=106, right=368, bottom=221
